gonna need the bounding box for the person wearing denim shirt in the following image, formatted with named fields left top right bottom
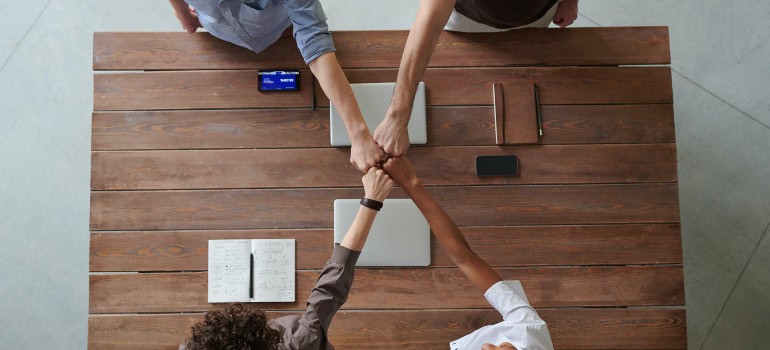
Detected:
left=169, top=0, right=384, bottom=172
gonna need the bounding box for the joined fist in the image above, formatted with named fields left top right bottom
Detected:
left=362, top=167, right=394, bottom=202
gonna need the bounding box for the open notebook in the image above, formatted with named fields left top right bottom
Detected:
left=208, top=239, right=295, bottom=303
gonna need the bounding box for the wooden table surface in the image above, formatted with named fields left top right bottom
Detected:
left=89, top=28, right=685, bottom=349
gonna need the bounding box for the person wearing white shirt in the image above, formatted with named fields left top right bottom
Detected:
left=383, top=156, right=555, bottom=350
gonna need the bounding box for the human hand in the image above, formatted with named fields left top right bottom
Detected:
left=382, top=157, right=420, bottom=191
left=350, top=136, right=385, bottom=173
left=552, top=0, right=578, bottom=28
left=373, top=116, right=410, bottom=157
left=174, top=6, right=201, bottom=33
left=362, top=168, right=394, bottom=202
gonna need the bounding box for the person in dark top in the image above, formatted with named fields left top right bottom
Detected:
left=372, top=0, right=579, bottom=157
left=180, top=168, right=394, bottom=350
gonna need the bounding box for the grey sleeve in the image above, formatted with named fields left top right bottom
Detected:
left=282, top=0, right=336, bottom=63
left=298, top=244, right=360, bottom=337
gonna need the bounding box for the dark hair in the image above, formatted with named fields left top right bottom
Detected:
left=183, top=303, right=282, bottom=350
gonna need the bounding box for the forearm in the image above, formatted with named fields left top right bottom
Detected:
left=387, top=0, right=455, bottom=122
left=339, top=205, right=379, bottom=251
left=405, top=181, right=501, bottom=292
left=168, top=0, right=188, bottom=12
left=309, top=52, right=371, bottom=142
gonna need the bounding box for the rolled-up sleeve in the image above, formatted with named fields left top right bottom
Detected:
left=299, top=244, right=360, bottom=338
left=283, top=0, right=336, bottom=63
left=485, top=280, right=544, bottom=323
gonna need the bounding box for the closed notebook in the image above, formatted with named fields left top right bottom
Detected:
left=208, top=239, right=295, bottom=303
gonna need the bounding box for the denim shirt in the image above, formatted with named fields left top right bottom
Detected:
left=185, top=0, right=335, bottom=63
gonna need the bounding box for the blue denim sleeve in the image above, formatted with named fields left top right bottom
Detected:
left=283, top=0, right=336, bottom=64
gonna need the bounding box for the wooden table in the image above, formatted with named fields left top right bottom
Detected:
left=89, top=28, right=685, bottom=349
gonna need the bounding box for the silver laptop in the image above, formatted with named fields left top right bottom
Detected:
left=330, top=82, right=428, bottom=146
left=333, top=199, right=430, bottom=266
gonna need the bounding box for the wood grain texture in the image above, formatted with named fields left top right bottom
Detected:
left=94, top=67, right=673, bottom=111
left=93, top=28, right=670, bottom=70
left=88, top=309, right=686, bottom=349
left=89, top=266, right=684, bottom=313
left=315, top=67, right=673, bottom=106
left=92, top=109, right=330, bottom=150
left=90, top=229, right=331, bottom=272
left=91, top=144, right=677, bottom=190
left=94, top=70, right=313, bottom=111
left=89, top=224, right=682, bottom=272
left=89, top=28, right=684, bottom=350
left=90, top=184, right=680, bottom=231
left=92, top=105, right=675, bottom=150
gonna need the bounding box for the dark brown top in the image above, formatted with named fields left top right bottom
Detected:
left=270, top=244, right=360, bottom=350
left=454, top=0, right=559, bottom=29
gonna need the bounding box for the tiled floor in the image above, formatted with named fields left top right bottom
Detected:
left=1, top=1, right=767, bottom=349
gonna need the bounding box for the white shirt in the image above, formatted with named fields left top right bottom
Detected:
left=450, top=281, right=554, bottom=350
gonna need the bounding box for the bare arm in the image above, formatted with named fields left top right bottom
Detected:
left=553, top=0, right=579, bottom=28
left=339, top=168, right=394, bottom=250
left=383, top=157, right=501, bottom=293
left=168, top=0, right=200, bottom=33
left=373, top=0, right=456, bottom=156
left=309, top=53, right=384, bottom=172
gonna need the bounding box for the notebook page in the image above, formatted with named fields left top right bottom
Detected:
left=251, top=239, right=296, bottom=302
left=208, top=239, right=251, bottom=303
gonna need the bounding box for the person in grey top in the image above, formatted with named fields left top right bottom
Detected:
left=169, top=0, right=385, bottom=173
left=181, top=167, right=394, bottom=350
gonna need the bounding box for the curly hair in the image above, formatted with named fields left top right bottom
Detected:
left=183, top=303, right=283, bottom=350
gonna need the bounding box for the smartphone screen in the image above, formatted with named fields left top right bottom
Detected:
left=476, top=155, right=519, bottom=176
left=258, top=70, right=300, bottom=91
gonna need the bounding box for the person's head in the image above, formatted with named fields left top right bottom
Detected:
left=481, top=343, right=517, bottom=350
left=183, top=303, right=282, bottom=350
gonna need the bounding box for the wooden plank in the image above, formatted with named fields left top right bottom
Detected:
left=94, top=67, right=671, bottom=111
left=88, top=309, right=686, bottom=349
left=315, top=67, right=673, bottom=106
left=90, top=229, right=331, bottom=272
left=89, top=266, right=684, bottom=313
left=93, top=28, right=670, bottom=70
left=94, top=70, right=313, bottom=111
left=90, top=184, right=680, bottom=231
left=89, top=224, right=683, bottom=272
left=91, top=144, right=677, bottom=190
left=92, top=109, right=330, bottom=150
left=503, top=82, right=539, bottom=144
left=91, top=105, right=675, bottom=150
left=93, top=32, right=305, bottom=71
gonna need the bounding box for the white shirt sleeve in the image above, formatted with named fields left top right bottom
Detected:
left=484, top=280, right=544, bottom=323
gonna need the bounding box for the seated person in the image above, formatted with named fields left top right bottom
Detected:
left=168, top=0, right=384, bottom=172
left=181, top=168, right=394, bottom=349
left=374, top=0, right=578, bottom=157
left=383, top=157, right=554, bottom=350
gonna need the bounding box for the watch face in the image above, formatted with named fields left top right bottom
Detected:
left=258, top=70, right=300, bottom=91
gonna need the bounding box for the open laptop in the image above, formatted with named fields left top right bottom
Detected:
left=333, top=199, right=430, bottom=266
left=329, top=82, right=428, bottom=146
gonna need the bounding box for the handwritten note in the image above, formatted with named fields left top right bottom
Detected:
left=208, top=239, right=296, bottom=303
left=208, top=240, right=251, bottom=303
left=251, top=239, right=295, bottom=302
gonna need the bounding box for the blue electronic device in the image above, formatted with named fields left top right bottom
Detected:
left=258, top=70, right=300, bottom=91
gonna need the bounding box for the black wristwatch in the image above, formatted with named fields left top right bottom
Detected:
left=360, top=198, right=384, bottom=211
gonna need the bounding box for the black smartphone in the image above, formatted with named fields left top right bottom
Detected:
left=258, top=70, right=300, bottom=91
left=476, top=155, right=519, bottom=176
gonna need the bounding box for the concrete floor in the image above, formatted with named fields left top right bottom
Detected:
left=0, top=0, right=768, bottom=349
